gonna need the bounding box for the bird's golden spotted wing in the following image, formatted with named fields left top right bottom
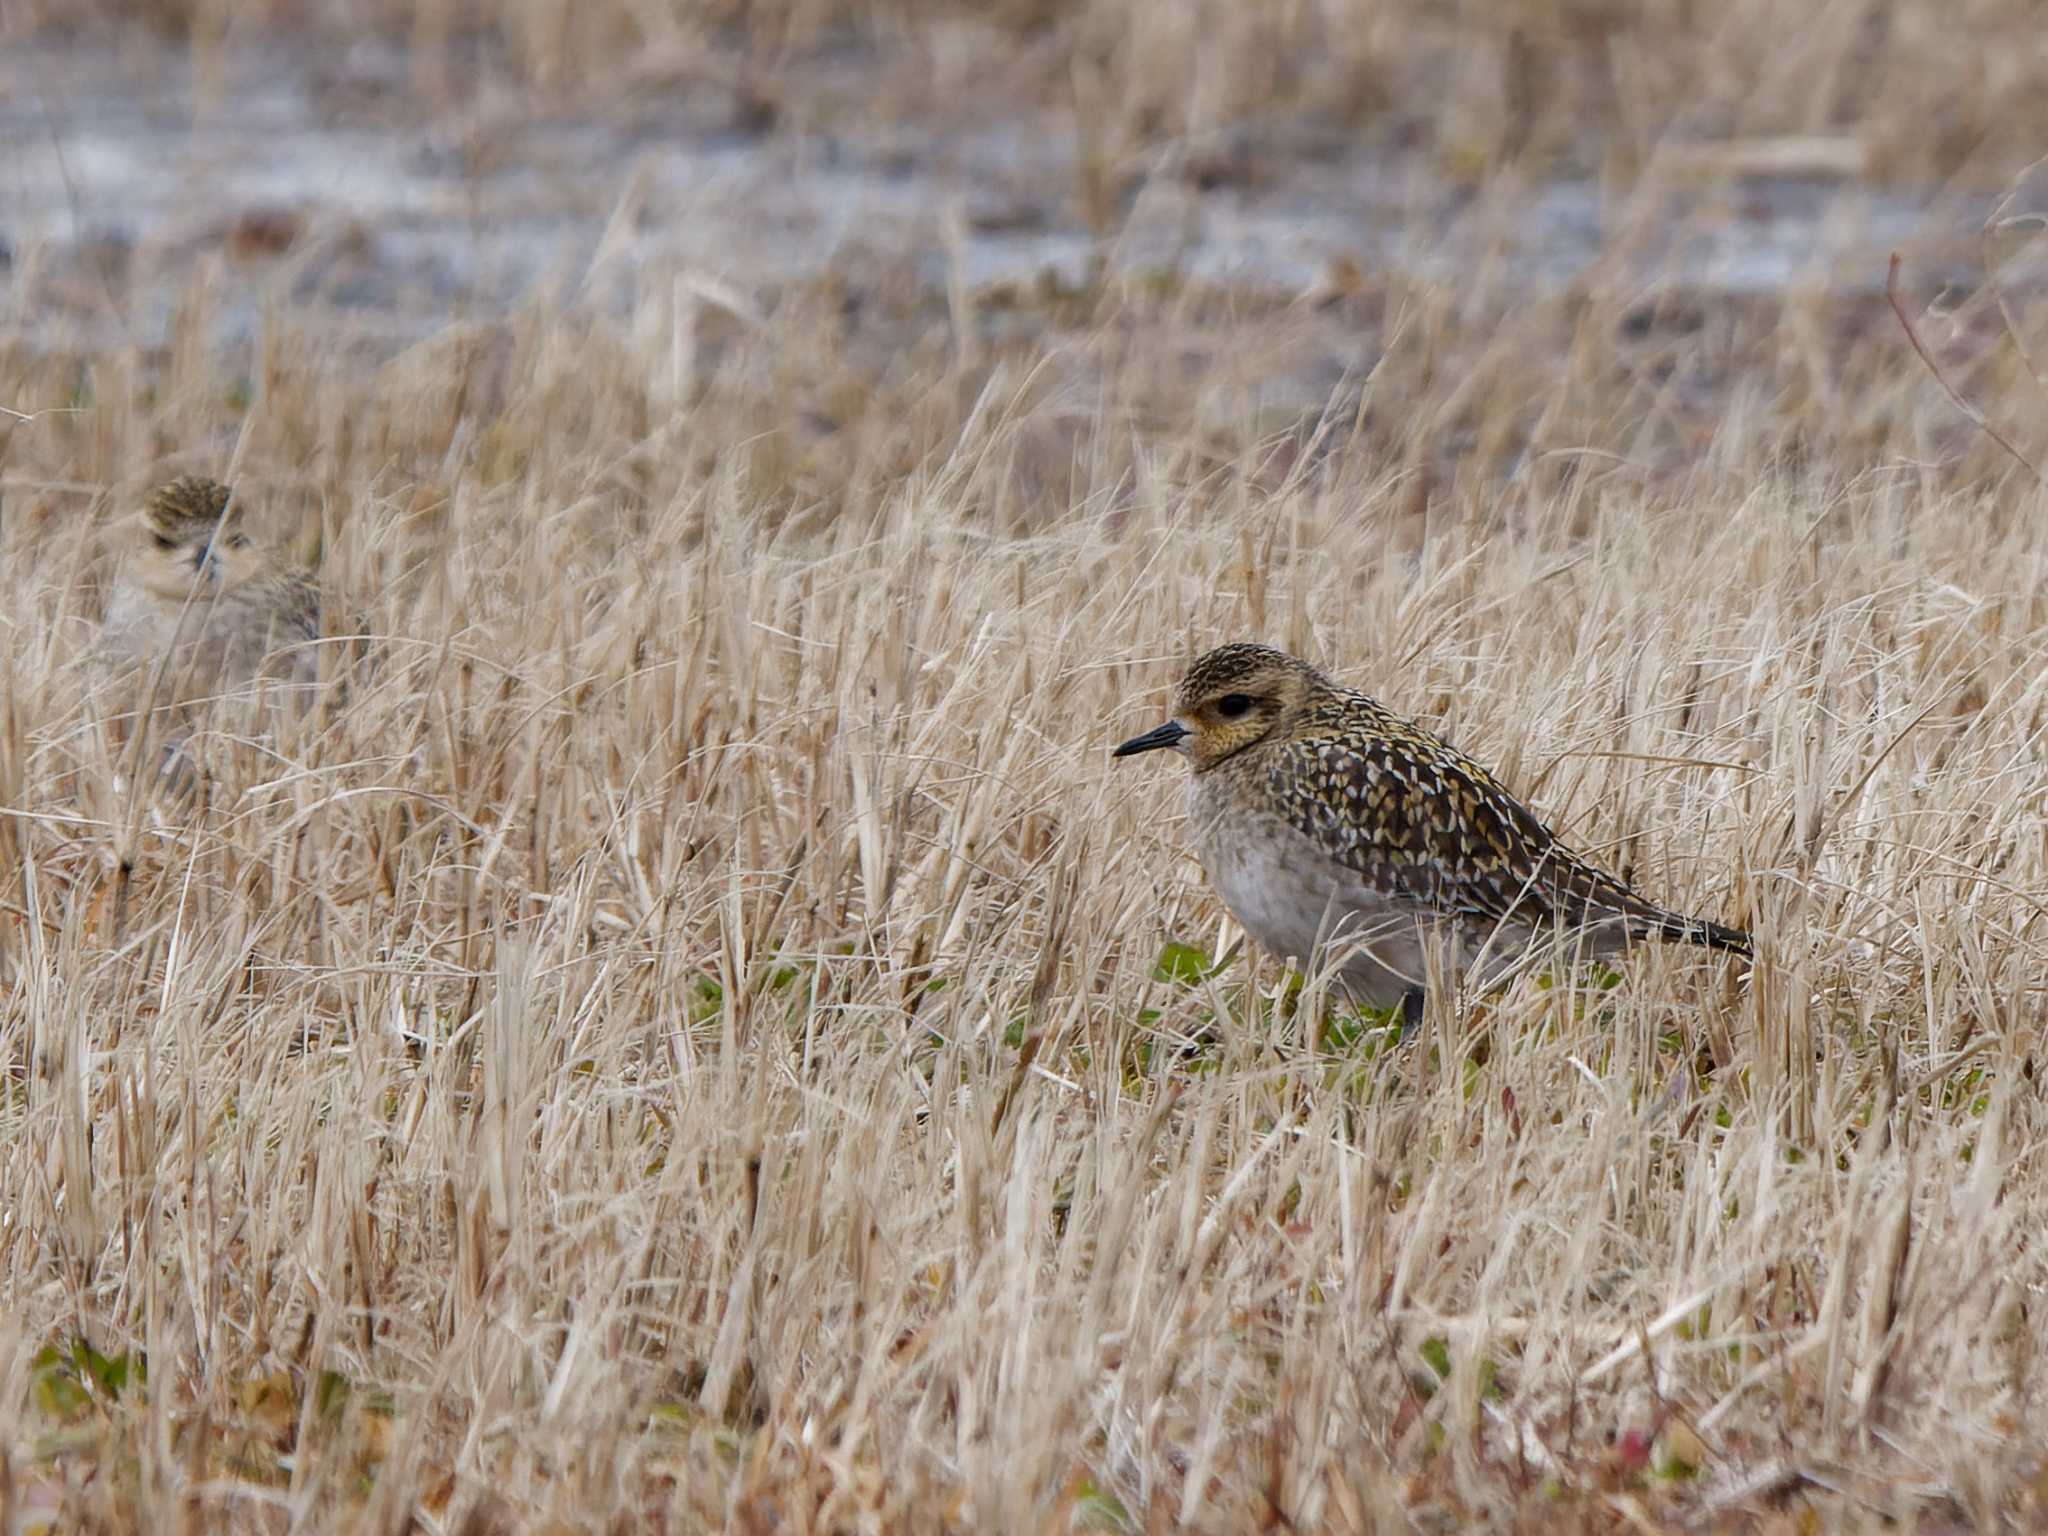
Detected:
left=1265, top=685, right=1749, bottom=953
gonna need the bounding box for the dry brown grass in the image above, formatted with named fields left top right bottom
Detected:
left=6, top=9, right=2048, bottom=1533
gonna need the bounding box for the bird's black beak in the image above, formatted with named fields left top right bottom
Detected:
left=1113, top=720, right=1188, bottom=758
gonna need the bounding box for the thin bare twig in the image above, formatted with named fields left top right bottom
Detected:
left=1886, top=250, right=2046, bottom=487
left=1981, top=165, right=2048, bottom=395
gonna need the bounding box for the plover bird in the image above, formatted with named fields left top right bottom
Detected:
left=1114, top=643, right=1751, bottom=1028
left=102, top=474, right=322, bottom=697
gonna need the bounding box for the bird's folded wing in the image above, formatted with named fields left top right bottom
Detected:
left=1264, top=729, right=1677, bottom=935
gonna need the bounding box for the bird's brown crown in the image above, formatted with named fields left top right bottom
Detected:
left=145, top=475, right=237, bottom=543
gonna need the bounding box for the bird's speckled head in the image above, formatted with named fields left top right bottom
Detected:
left=1113, top=643, right=1324, bottom=771
left=131, top=476, right=266, bottom=602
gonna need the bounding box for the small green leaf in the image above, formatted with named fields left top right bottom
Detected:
left=315, top=1370, right=355, bottom=1418
left=647, top=1399, right=695, bottom=1433
left=74, top=1338, right=142, bottom=1397
left=1070, top=1476, right=1132, bottom=1531
left=687, top=974, right=724, bottom=1023
left=1418, top=1336, right=1453, bottom=1381
left=1152, top=942, right=1214, bottom=986
left=29, top=1346, right=91, bottom=1420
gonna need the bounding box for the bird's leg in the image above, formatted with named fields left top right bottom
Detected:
left=1400, top=987, right=1426, bottom=1035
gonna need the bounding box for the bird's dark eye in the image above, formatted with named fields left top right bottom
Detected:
left=152, top=533, right=178, bottom=551
left=1216, top=693, right=1256, bottom=719
left=225, top=532, right=250, bottom=550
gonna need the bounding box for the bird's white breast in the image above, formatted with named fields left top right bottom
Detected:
left=1185, top=772, right=1425, bottom=1007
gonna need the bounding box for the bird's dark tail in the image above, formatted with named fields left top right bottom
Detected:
left=1648, top=911, right=1753, bottom=960
left=1553, top=857, right=1753, bottom=961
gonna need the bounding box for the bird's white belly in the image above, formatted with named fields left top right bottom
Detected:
left=1190, top=796, right=1426, bottom=1007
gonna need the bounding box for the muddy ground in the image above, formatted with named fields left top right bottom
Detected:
left=0, top=36, right=1986, bottom=369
